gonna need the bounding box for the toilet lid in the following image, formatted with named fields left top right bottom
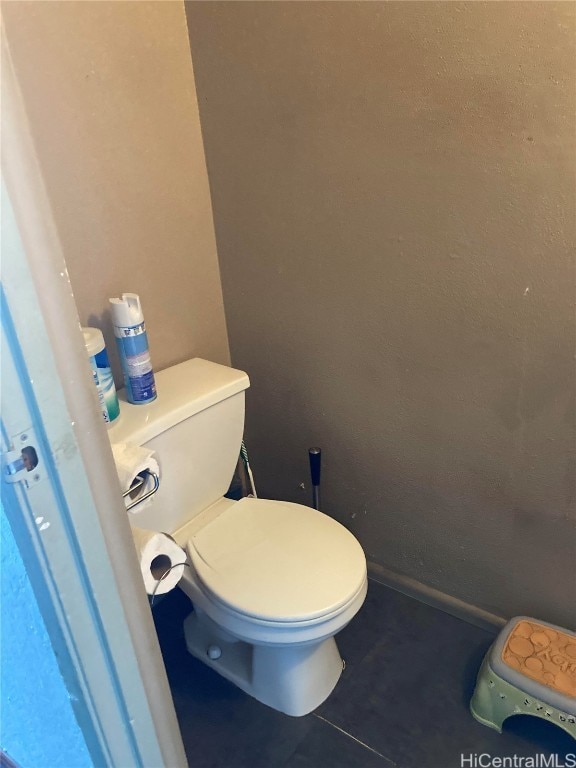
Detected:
left=187, top=497, right=366, bottom=623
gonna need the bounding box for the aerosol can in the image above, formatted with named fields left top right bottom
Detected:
left=109, top=293, right=157, bottom=405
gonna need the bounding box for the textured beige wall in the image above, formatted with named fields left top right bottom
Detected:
left=4, top=0, right=230, bottom=379
left=187, top=1, right=576, bottom=625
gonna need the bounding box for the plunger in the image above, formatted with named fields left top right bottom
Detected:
left=308, top=447, right=321, bottom=511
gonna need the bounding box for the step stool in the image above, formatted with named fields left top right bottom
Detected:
left=470, top=616, right=576, bottom=739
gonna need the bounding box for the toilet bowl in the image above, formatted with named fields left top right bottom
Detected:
left=109, top=358, right=367, bottom=716
left=173, top=496, right=367, bottom=716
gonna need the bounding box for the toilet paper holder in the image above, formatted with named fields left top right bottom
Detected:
left=123, top=469, right=160, bottom=512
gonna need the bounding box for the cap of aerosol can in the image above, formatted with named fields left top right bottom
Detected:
left=109, top=293, right=144, bottom=328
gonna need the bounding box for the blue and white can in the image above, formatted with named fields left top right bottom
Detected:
left=82, top=327, right=120, bottom=424
left=109, top=294, right=157, bottom=405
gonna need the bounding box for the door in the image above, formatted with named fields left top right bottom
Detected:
left=1, top=27, right=187, bottom=768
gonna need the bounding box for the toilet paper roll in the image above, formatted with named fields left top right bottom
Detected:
left=131, top=527, right=187, bottom=596
left=111, top=442, right=160, bottom=511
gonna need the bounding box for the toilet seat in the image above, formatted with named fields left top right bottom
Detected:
left=186, top=497, right=366, bottom=625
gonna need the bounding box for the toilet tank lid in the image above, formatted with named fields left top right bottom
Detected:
left=107, top=358, right=249, bottom=445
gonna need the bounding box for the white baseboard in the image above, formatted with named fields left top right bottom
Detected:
left=367, top=561, right=507, bottom=633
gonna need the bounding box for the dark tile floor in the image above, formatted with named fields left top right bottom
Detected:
left=153, top=581, right=575, bottom=768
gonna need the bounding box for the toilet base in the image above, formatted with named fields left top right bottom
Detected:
left=183, top=609, right=344, bottom=716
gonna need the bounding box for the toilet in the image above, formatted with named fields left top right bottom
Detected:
left=108, top=358, right=367, bottom=717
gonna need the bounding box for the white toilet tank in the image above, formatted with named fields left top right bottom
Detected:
left=107, top=358, right=250, bottom=534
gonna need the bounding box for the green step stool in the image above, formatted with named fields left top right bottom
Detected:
left=470, top=616, right=576, bottom=740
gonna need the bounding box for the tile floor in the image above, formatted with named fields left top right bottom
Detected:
left=153, top=580, right=575, bottom=767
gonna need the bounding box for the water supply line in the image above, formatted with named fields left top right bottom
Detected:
left=240, top=440, right=257, bottom=498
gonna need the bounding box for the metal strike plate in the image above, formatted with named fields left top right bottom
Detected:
left=2, top=428, right=44, bottom=487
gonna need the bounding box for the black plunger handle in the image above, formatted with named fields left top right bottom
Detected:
left=309, top=447, right=321, bottom=510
